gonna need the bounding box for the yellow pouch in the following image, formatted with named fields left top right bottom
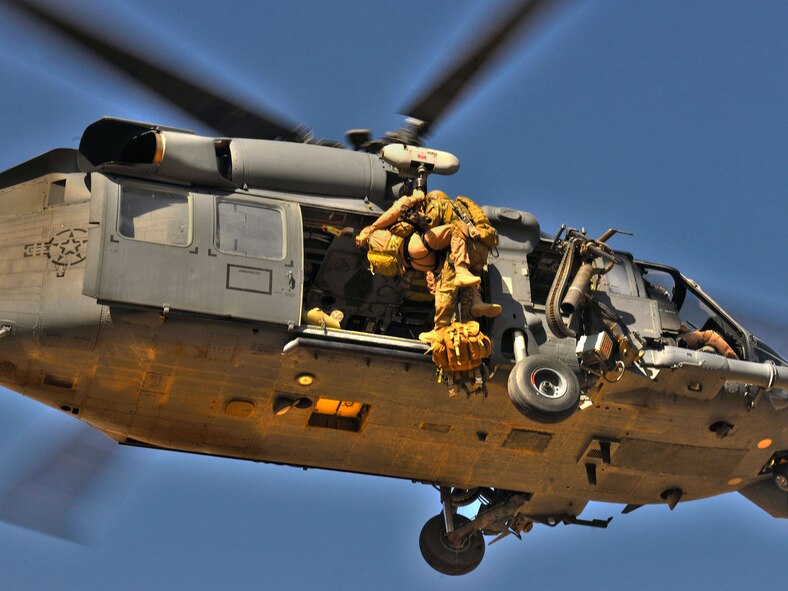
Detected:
left=432, top=321, right=492, bottom=372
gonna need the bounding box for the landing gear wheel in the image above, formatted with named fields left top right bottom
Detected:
left=774, top=463, right=788, bottom=492
left=508, top=354, right=581, bottom=423
left=419, top=514, right=485, bottom=576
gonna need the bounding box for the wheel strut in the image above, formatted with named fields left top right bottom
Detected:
left=439, top=486, right=455, bottom=533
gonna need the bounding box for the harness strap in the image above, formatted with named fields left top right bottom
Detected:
left=400, top=240, right=413, bottom=268
left=419, top=231, right=435, bottom=254
left=404, top=234, right=441, bottom=271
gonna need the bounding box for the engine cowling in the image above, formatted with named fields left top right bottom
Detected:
left=78, top=117, right=395, bottom=202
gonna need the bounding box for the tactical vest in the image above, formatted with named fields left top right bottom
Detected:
left=401, top=268, right=434, bottom=302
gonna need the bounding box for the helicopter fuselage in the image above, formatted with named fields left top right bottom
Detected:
left=0, top=139, right=784, bottom=521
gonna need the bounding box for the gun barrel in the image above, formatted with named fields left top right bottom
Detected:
left=642, top=346, right=788, bottom=390
left=560, top=262, right=595, bottom=316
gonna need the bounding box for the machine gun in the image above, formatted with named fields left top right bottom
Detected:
left=545, top=227, right=643, bottom=370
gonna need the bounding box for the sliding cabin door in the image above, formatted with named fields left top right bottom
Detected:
left=83, top=174, right=302, bottom=325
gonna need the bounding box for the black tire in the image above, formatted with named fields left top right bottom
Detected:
left=419, top=514, right=485, bottom=576
left=508, top=354, right=581, bottom=423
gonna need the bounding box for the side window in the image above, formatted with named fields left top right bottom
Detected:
left=216, top=200, right=285, bottom=259
left=596, top=259, right=634, bottom=296
left=118, top=186, right=190, bottom=246
left=640, top=266, right=682, bottom=334
left=641, top=267, right=676, bottom=301
left=640, top=264, right=746, bottom=357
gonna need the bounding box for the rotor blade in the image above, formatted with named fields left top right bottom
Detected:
left=5, top=0, right=311, bottom=142
left=401, top=0, right=556, bottom=137
left=0, top=421, right=124, bottom=544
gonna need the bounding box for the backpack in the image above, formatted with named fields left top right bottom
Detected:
left=429, top=321, right=493, bottom=372
left=367, top=233, right=404, bottom=277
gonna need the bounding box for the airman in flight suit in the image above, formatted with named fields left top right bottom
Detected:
left=356, top=190, right=500, bottom=341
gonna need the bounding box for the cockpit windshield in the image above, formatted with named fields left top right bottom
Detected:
left=754, top=340, right=787, bottom=366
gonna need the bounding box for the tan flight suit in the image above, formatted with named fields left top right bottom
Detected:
left=425, top=194, right=489, bottom=329
left=356, top=190, right=470, bottom=269
left=366, top=225, right=454, bottom=274
left=678, top=324, right=739, bottom=359
left=357, top=190, right=480, bottom=329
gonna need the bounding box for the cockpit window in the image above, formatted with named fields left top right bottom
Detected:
left=595, top=259, right=633, bottom=296
left=677, top=291, right=717, bottom=331
left=639, top=263, right=747, bottom=358
left=641, top=267, right=676, bottom=301
left=754, top=341, right=787, bottom=366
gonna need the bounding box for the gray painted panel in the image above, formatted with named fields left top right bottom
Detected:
left=0, top=180, right=47, bottom=216
left=596, top=292, right=661, bottom=339
left=88, top=173, right=109, bottom=224
left=232, top=138, right=389, bottom=202
left=89, top=176, right=302, bottom=325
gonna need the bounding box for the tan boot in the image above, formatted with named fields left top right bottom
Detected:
left=419, top=330, right=439, bottom=344
left=470, top=287, right=501, bottom=318
left=453, top=265, right=481, bottom=287
left=419, top=324, right=449, bottom=344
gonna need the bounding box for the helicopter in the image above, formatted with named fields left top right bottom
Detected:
left=0, top=0, right=785, bottom=579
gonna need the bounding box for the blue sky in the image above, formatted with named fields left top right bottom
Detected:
left=0, top=1, right=785, bottom=588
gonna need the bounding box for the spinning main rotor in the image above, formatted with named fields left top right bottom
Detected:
left=5, top=0, right=558, bottom=151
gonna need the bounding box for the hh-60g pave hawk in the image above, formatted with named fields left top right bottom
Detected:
left=0, top=0, right=786, bottom=576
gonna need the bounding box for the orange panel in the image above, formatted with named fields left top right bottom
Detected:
left=314, top=397, right=341, bottom=415
left=336, top=401, right=363, bottom=418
